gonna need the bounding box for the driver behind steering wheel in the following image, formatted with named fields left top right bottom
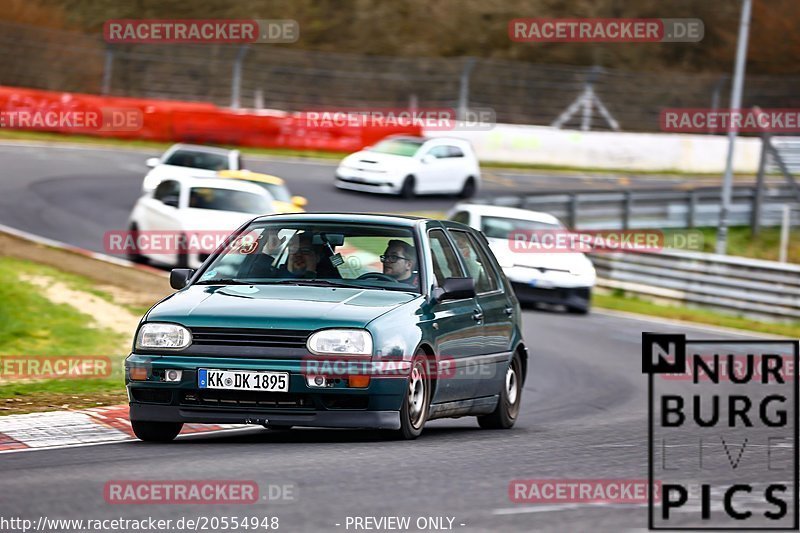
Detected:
left=380, top=240, right=418, bottom=287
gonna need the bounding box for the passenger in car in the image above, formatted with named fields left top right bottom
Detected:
left=282, top=232, right=319, bottom=278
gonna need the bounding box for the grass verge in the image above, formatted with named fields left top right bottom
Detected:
left=594, top=291, right=800, bottom=338
left=0, top=256, right=131, bottom=414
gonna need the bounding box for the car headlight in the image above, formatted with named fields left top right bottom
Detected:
left=136, top=323, right=192, bottom=350
left=307, top=329, right=373, bottom=355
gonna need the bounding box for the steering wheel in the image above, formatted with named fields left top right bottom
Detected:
left=356, top=272, right=399, bottom=283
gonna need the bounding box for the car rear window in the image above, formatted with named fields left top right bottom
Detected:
left=164, top=150, right=229, bottom=171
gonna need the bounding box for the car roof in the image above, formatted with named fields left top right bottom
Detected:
left=453, top=203, right=562, bottom=225
left=163, top=176, right=273, bottom=195
left=166, top=143, right=237, bottom=156
left=250, top=212, right=429, bottom=227
left=217, top=170, right=284, bottom=185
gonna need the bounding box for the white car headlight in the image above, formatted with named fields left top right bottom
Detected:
left=136, top=323, right=192, bottom=350
left=307, top=329, right=373, bottom=355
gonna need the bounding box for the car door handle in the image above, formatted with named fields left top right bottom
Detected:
left=504, top=307, right=514, bottom=316
left=472, top=310, right=484, bottom=322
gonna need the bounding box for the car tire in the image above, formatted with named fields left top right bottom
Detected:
left=126, top=223, right=147, bottom=264
left=459, top=177, right=476, bottom=199
left=478, top=351, right=522, bottom=429
left=399, top=176, right=415, bottom=199
left=390, top=350, right=431, bottom=440
left=131, top=420, right=183, bottom=442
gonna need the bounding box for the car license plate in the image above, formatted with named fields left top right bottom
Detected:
left=198, top=369, right=289, bottom=392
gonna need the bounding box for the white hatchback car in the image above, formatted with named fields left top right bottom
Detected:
left=127, top=176, right=274, bottom=269
left=449, top=204, right=596, bottom=314
left=335, top=136, right=481, bottom=198
left=141, top=144, right=243, bottom=193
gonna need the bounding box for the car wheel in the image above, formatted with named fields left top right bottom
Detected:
left=459, top=177, right=476, bottom=199
left=392, top=350, right=431, bottom=440
left=126, top=223, right=147, bottom=264
left=131, top=420, right=183, bottom=442
left=399, top=176, right=415, bottom=199
left=478, top=351, right=522, bottom=429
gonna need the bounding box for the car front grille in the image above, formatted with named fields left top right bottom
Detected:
left=181, top=390, right=313, bottom=409
left=189, top=327, right=311, bottom=349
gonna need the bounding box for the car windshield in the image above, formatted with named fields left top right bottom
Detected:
left=196, top=222, right=421, bottom=293
left=249, top=181, right=292, bottom=203
left=480, top=215, right=563, bottom=240
left=164, top=149, right=229, bottom=170
left=368, top=139, right=424, bottom=157
left=188, top=188, right=272, bottom=214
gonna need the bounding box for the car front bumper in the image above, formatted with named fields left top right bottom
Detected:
left=126, top=354, right=407, bottom=430
left=510, top=282, right=592, bottom=309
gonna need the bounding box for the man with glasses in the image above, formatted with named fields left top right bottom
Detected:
left=381, top=239, right=418, bottom=286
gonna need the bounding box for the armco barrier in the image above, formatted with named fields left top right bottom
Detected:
left=0, top=86, right=419, bottom=151
left=592, top=249, right=800, bottom=322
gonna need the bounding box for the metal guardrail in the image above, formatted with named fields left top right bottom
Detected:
left=592, top=249, right=800, bottom=322
left=477, top=185, right=800, bottom=230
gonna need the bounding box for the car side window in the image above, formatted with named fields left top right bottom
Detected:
left=154, top=180, right=180, bottom=202
left=428, top=230, right=465, bottom=286
left=451, top=211, right=470, bottom=225
left=446, top=146, right=464, bottom=158
left=449, top=230, right=498, bottom=293
left=426, top=146, right=450, bottom=159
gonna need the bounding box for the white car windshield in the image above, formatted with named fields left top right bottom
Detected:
left=368, top=139, right=424, bottom=157
left=164, top=150, right=229, bottom=170
left=481, top=215, right=562, bottom=240
left=188, top=188, right=271, bottom=214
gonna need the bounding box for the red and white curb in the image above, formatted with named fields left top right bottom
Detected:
left=0, top=405, right=245, bottom=453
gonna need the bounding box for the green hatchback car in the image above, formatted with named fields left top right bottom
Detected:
left=126, top=213, right=528, bottom=441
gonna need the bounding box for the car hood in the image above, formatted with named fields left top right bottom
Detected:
left=340, top=150, right=416, bottom=170
left=147, top=285, right=420, bottom=329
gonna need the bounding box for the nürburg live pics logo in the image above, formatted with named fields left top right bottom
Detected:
left=643, top=332, right=798, bottom=530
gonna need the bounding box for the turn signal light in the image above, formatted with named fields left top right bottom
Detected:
left=129, top=366, right=148, bottom=381
left=348, top=375, right=370, bottom=388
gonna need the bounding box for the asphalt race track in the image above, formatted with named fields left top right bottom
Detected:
left=0, top=142, right=781, bottom=531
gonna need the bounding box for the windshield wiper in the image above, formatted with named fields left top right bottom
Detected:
left=267, top=279, right=366, bottom=289
left=194, top=278, right=255, bottom=285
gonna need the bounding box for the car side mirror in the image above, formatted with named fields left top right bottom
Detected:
left=161, top=195, right=179, bottom=208
left=435, top=277, right=475, bottom=302
left=291, top=195, right=308, bottom=208
left=422, top=154, right=436, bottom=164
left=146, top=157, right=160, bottom=168
left=170, top=269, right=195, bottom=290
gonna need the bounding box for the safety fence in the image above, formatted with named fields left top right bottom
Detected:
left=0, top=85, right=418, bottom=152
left=592, top=249, right=800, bottom=322
left=477, top=185, right=800, bottom=230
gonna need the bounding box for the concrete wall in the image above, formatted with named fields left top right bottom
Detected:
left=425, top=124, right=762, bottom=173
